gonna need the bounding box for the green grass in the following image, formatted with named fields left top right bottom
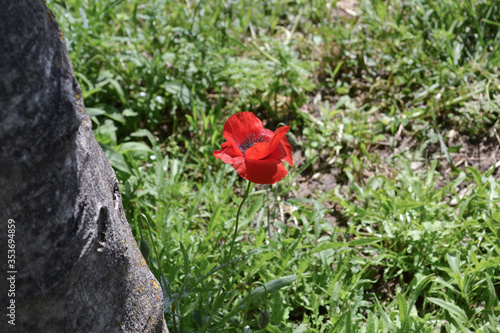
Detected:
left=48, top=0, right=500, bottom=331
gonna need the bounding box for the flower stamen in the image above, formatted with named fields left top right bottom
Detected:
left=239, top=133, right=266, bottom=153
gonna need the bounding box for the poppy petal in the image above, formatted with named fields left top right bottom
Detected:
left=214, top=142, right=242, bottom=164
left=244, top=158, right=288, bottom=184
left=245, top=126, right=289, bottom=161
left=222, top=130, right=242, bottom=154
left=265, top=143, right=288, bottom=162
left=223, top=112, right=264, bottom=147
left=232, top=156, right=247, bottom=180
left=262, top=128, right=293, bottom=166
left=262, top=128, right=275, bottom=140
left=280, top=136, right=293, bottom=166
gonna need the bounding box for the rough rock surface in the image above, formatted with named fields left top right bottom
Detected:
left=0, top=1, right=168, bottom=332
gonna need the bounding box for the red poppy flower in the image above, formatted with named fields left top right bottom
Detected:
left=214, top=112, right=293, bottom=184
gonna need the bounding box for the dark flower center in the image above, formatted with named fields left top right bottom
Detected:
left=239, top=133, right=266, bottom=153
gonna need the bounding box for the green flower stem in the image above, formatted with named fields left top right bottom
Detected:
left=202, top=180, right=252, bottom=333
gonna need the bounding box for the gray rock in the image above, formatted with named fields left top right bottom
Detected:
left=0, top=1, right=168, bottom=332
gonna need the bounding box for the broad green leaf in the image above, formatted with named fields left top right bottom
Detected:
left=398, top=293, right=408, bottom=326
left=348, top=237, right=384, bottom=246
left=311, top=242, right=345, bottom=254
left=375, top=297, right=396, bottom=332
left=265, top=325, right=282, bottom=333
left=86, top=107, right=106, bottom=116
left=100, top=143, right=131, bottom=176
left=249, top=275, right=297, bottom=303
left=119, top=142, right=153, bottom=159
left=396, top=200, right=425, bottom=210
left=427, top=297, right=468, bottom=324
